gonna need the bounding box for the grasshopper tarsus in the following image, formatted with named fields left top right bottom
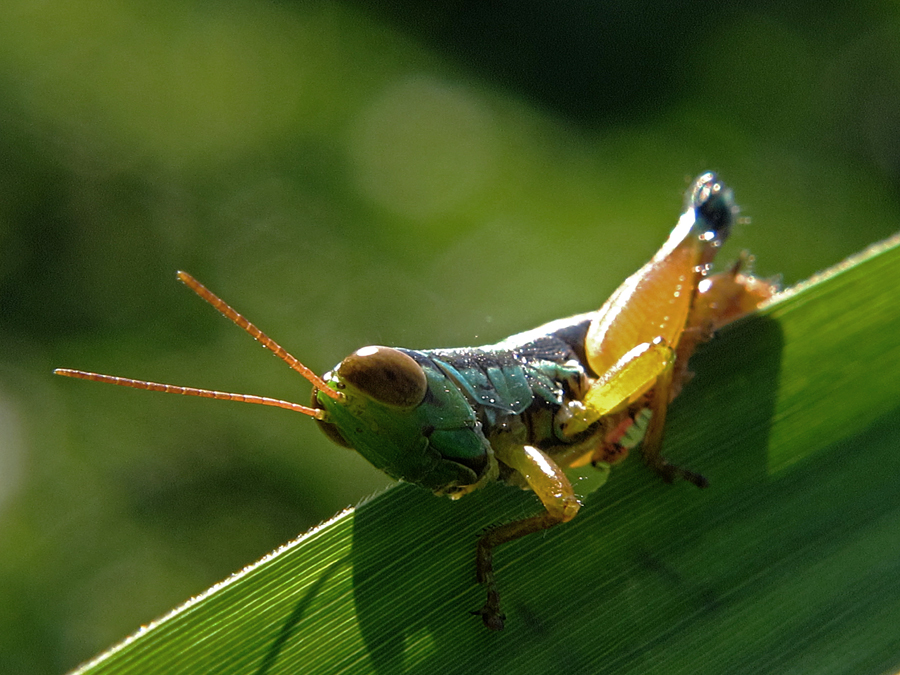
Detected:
left=472, top=591, right=506, bottom=631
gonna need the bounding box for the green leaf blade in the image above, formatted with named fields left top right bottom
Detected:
left=74, top=236, right=900, bottom=675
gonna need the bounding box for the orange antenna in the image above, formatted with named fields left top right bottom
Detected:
left=175, top=271, right=341, bottom=401
left=53, top=369, right=326, bottom=418
left=54, top=271, right=344, bottom=417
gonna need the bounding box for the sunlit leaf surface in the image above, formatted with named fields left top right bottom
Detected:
left=74, top=236, right=900, bottom=674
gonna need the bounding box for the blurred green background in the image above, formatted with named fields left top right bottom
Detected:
left=0, top=1, right=898, bottom=672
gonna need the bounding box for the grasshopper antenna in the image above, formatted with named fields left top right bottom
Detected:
left=174, top=271, right=341, bottom=401
left=53, top=370, right=327, bottom=417
left=54, top=271, right=343, bottom=417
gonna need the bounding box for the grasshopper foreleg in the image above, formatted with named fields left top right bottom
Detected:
left=474, top=511, right=568, bottom=630
left=474, top=442, right=580, bottom=629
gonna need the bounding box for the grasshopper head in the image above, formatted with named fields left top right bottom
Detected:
left=312, top=346, right=495, bottom=496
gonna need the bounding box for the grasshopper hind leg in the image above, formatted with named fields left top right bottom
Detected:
left=640, top=255, right=778, bottom=489
left=638, top=355, right=709, bottom=488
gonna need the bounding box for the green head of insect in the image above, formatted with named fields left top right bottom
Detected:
left=312, top=346, right=496, bottom=496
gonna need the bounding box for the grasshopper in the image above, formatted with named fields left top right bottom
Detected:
left=56, top=173, right=776, bottom=629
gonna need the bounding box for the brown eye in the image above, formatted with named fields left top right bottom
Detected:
left=337, top=346, right=427, bottom=408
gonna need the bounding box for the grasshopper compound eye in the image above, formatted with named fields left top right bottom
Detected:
left=337, top=346, right=428, bottom=408
left=689, top=172, right=736, bottom=244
